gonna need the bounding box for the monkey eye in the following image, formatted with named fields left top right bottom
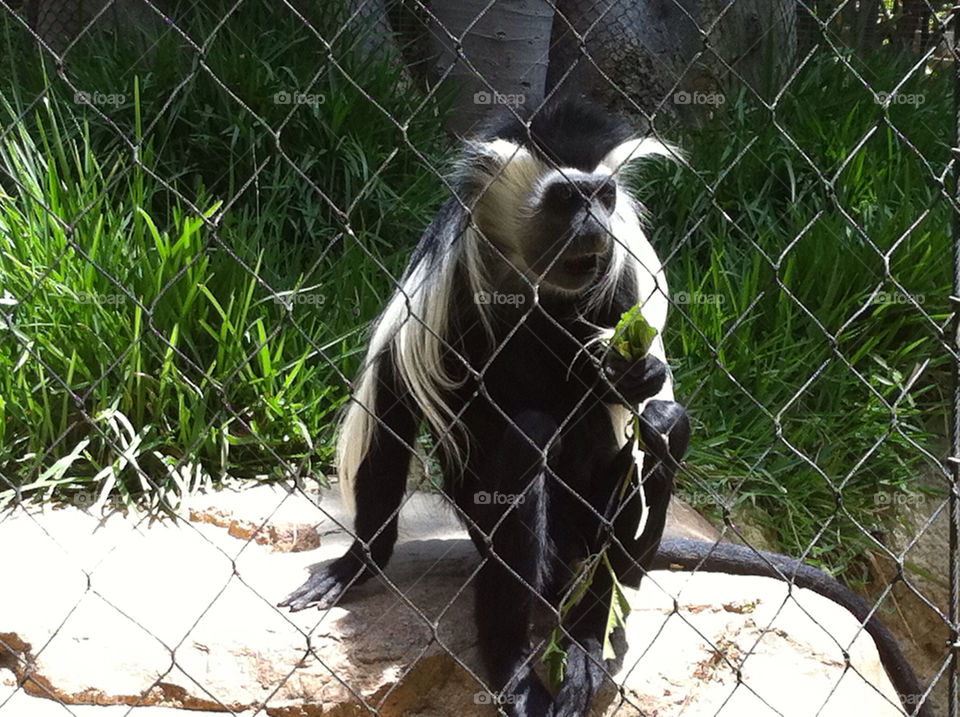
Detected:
left=593, top=180, right=617, bottom=212
left=544, top=177, right=617, bottom=214
left=556, top=183, right=576, bottom=202
left=546, top=181, right=578, bottom=208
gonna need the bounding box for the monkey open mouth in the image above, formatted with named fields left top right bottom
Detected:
left=561, top=253, right=599, bottom=275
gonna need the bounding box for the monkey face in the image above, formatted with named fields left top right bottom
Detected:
left=465, top=133, right=673, bottom=300
left=525, top=173, right=618, bottom=293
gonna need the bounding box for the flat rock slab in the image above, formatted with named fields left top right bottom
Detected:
left=0, top=485, right=905, bottom=715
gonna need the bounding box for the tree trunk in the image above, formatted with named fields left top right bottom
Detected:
left=545, top=0, right=796, bottom=128
left=546, top=0, right=700, bottom=131
left=895, top=0, right=933, bottom=52
left=697, top=0, right=797, bottom=101
left=853, top=0, right=882, bottom=52
left=27, top=0, right=163, bottom=53
left=347, top=0, right=406, bottom=68
left=425, top=0, right=554, bottom=134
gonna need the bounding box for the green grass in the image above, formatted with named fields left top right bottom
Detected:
left=0, top=3, right=451, bottom=509
left=0, top=3, right=951, bottom=583
left=637, top=50, right=951, bottom=578
left=0, top=90, right=341, bottom=508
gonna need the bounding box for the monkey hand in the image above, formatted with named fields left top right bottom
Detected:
left=636, top=399, right=690, bottom=468
left=593, top=348, right=667, bottom=406
left=278, top=545, right=371, bottom=611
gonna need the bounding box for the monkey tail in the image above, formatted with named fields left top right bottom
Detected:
left=653, top=537, right=932, bottom=717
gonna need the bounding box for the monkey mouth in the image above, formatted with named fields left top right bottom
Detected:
left=561, top=253, right=599, bottom=276
left=539, top=249, right=608, bottom=293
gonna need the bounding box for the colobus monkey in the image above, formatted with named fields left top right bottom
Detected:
left=281, top=102, right=930, bottom=717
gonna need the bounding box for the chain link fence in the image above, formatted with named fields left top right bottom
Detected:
left=0, top=1, right=956, bottom=715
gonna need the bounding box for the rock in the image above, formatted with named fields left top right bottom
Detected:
left=664, top=495, right=721, bottom=543
left=0, top=485, right=908, bottom=715
left=864, top=467, right=952, bottom=716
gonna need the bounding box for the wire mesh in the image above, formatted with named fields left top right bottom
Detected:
left=0, top=1, right=956, bottom=716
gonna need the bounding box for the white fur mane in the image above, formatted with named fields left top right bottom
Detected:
left=337, top=136, right=677, bottom=513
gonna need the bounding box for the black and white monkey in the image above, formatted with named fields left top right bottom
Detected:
left=282, top=102, right=931, bottom=717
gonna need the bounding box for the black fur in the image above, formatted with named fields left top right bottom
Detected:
left=281, top=101, right=687, bottom=716
left=480, top=102, right=635, bottom=172
left=281, top=101, right=931, bottom=717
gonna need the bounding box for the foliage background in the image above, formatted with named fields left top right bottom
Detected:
left=0, top=2, right=952, bottom=582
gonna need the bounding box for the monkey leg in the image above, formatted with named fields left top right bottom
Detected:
left=472, top=409, right=559, bottom=717
left=550, top=558, right=617, bottom=717
left=280, top=359, right=418, bottom=611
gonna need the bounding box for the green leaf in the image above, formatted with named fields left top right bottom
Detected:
left=542, top=635, right=568, bottom=688
left=542, top=556, right=602, bottom=688
left=612, top=304, right=658, bottom=360
left=602, top=553, right=631, bottom=661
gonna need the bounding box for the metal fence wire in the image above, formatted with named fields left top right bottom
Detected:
left=0, top=1, right=957, bottom=716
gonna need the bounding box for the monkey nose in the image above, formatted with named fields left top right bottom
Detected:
left=575, top=217, right=612, bottom=254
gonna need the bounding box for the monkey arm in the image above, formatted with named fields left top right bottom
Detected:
left=279, top=351, right=421, bottom=611
left=598, top=400, right=690, bottom=587
left=601, top=351, right=668, bottom=407
left=579, top=339, right=668, bottom=408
